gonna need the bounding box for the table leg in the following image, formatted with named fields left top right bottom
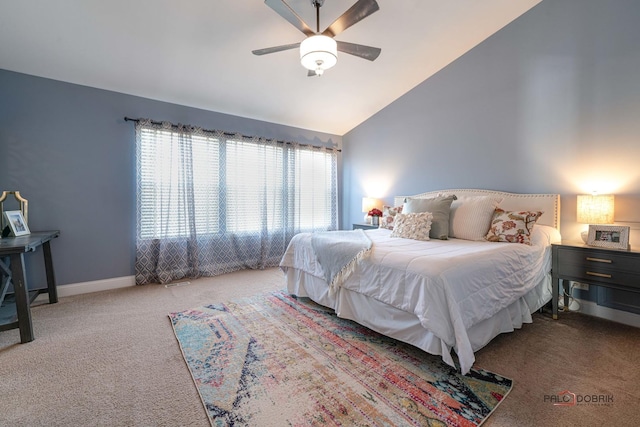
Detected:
left=552, top=275, right=559, bottom=319
left=42, top=241, right=58, bottom=304
left=10, top=252, right=34, bottom=343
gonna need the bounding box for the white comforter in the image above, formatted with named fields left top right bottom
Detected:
left=280, top=225, right=560, bottom=373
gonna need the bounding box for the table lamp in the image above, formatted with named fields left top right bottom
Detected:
left=577, top=194, right=614, bottom=243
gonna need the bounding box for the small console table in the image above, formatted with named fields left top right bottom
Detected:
left=0, top=231, right=60, bottom=343
left=353, top=223, right=378, bottom=230
left=551, top=241, right=640, bottom=319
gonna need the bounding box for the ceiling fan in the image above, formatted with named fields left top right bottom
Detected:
left=252, top=0, right=381, bottom=76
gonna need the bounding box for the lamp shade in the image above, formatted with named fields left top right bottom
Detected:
left=300, top=35, right=337, bottom=72
left=577, top=194, right=614, bottom=224
left=362, top=197, right=377, bottom=213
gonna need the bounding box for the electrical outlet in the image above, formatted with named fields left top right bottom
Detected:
left=573, top=282, right=589, bottom=291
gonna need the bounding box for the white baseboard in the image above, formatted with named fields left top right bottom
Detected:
left=572, top=299, right=640, bottom=329
left=35, top=275, right=136, bottom=302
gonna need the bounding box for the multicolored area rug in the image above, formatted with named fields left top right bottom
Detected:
left=169, top=291, right=512, bottom=427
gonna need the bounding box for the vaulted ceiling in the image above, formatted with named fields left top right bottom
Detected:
left=0, top=0, right=541, bottom=135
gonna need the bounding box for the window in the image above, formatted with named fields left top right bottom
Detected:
left=138, top=128, right=221, bottom=239
left=135, top=119, right=338, bottom=284
left=225, top=140, right=284, bottom=233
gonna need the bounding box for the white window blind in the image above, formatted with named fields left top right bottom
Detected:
left=136, top=121, right=338, bottom=241
left=225, top=140, right=284, bottom=233
left=137, top=127, right=220, bottom=239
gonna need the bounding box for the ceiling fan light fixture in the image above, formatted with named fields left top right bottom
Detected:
left=300, top=35, right=337, bottom=72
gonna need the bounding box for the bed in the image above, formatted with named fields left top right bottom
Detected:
left=280, top=189, right=561, bottom=374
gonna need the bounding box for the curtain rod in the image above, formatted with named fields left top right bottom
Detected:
left=124, top=117, right=341, bottom=152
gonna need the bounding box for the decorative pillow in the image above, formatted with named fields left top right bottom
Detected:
left=380, top=205, right=403, bottom=230
left=485, top=209, right=544, bottom=245
left=448, top=196, right=503, bottom=241
left=390, top=212, right=433, bottom=241
left=403, top=195, right=456, bottom=240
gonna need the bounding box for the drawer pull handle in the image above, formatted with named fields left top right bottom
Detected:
left=586, top=271, right=612, bottom=278
left=586, top=257, right=612, bottom=263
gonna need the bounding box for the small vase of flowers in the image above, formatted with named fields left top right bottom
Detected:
left=368, top=208, right=383, bottom=226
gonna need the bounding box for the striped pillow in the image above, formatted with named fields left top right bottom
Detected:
left=448, top=196, right=503, bottom=241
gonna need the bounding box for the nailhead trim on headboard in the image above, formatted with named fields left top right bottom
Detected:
left=394, top=189, right=560, bottom=231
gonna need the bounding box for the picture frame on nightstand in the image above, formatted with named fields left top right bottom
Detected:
left=587, top=225, right=630, bottom=250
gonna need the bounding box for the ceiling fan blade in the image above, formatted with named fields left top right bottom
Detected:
left=308, top=70, right=317, bottom=77
left=265, top=0, right=315, bottom=36
left=321, top=0, right=380, bottom=38
left=336, top=41, right=381, bottom=61
left=252, top=42, right=300, bottom=56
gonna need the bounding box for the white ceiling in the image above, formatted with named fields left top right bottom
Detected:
left=0, top=0, right=541, bottom=135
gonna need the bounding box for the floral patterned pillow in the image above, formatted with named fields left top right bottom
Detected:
left=380, top=205, right=403, bottom=230
left=485, top=209, right=544, bottom=245
left=390, top=212, right=433, bottom=241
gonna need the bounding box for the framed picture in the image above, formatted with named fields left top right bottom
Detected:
left=587, top=225, right=630, bottom=250
left=4, top=210, right=30, bottom=237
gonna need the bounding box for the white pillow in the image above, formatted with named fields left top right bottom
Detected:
left=448, top=196, right=503, bottom=241
left=530, top=224, right=561, bottom=247
left=390, top=212, right=433, bottom=241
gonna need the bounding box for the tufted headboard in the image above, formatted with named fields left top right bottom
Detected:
left=394, top=189, right=561, bottom=231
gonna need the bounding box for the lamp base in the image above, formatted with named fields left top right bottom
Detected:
left=581, top=230, right=588, bottom=243
left=364, top=214, right=371, bottom=224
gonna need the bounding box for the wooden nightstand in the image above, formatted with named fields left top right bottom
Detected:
left=353, top=223, right=378, bottom=230
left=551, top=242, right=640, bottom=319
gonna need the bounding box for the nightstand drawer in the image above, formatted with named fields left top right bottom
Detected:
left=556, top=263, right=640, bottom=290
left=555, top=247, right=640, bottom=275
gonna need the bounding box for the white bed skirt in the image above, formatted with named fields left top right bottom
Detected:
left=285, top=267, right=551, bottom=371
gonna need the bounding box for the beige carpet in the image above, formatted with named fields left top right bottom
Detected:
left=1, top=267, right=639, bottom=426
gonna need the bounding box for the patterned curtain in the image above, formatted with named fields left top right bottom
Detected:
left=134, top=119, right=338, bottom=285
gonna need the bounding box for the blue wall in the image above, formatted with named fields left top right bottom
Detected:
left=342, top=0, right=640, bottom=316
left=343, top=0, right=640, bottom=239
left=0, top=70, right=341, bottom=286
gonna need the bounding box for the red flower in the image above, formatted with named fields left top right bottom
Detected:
left=368, top=208, right=383, bottom=217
